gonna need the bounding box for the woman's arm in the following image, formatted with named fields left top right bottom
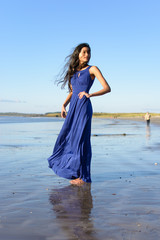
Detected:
left=78, top=66, right=111, bottom=99
left=89, top=66, right=111, bottom=97
left=61, top=85, right=73, bottom=118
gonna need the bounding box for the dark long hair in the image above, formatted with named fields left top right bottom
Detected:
left=56, top=43, right=91, bottom=92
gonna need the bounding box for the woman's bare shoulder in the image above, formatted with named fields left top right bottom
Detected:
left=89, top=66, right=101, bottom=74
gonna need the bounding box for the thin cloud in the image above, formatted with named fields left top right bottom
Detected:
left=0, top=99, right=26, bottom=103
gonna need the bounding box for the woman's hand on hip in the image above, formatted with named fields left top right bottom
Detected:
left=78, top=91, right=90, bottom=99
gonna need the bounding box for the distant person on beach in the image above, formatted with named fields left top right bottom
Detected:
left=144, top=112, right=151, bottom=126
left=47, top=43, right=111, bottom=185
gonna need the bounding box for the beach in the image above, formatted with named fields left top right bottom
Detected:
left=0, top=116, right=160, bottom=240
left=118, top=116, right=160, bottom=126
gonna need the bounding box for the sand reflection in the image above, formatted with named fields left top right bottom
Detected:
left=146, top=125, right=151, bottom=145
left=49, top=184, right=98, bottom=240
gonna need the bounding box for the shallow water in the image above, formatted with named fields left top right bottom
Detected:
left=0, top=116, right=160, bottom=240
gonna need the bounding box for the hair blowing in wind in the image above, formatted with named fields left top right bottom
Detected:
left=56, top=43, right=91, bottom=92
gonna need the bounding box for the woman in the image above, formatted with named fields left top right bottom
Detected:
left=48, top=43, right=111, bottom=185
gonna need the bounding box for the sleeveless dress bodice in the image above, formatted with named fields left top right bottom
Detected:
left=71, top=66, right=94, bottom=94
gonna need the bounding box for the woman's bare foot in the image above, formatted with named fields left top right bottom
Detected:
left=70, top=178, right=85, bottom=185
left=70, top=178, right=80, bottom=184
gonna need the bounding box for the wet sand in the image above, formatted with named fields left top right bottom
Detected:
left=0, top=116, right=160, bottom=240
left=118, top=116, right=160, bottom=125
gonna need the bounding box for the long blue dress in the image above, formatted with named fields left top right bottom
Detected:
left=47, top=66, right=94, bottom=182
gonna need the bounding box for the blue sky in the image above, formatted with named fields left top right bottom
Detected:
left=0, top=0, right=160, bottom=113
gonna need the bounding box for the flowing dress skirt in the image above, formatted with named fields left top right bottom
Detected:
left=48, top=94, right=92, bottom=182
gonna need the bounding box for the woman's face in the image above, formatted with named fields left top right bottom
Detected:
left=79, top=47, right=90, bottom=64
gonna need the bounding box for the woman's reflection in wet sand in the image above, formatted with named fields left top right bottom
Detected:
left=49, top=183, right=98, bottom=240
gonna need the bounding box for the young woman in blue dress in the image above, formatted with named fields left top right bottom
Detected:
left=48, top=43, right=111, bottom=186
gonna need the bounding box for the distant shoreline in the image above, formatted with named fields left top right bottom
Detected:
left=0, top=112, right=160, bottom=119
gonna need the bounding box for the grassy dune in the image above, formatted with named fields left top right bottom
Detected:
left=93, top=112, right=160, bottom=118
left=1, top=112, right=160, bottom=118
left=44, top=112, right=160, bottom=118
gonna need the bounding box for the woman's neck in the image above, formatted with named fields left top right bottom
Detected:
left=77, top=62, right=88, bottom=71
